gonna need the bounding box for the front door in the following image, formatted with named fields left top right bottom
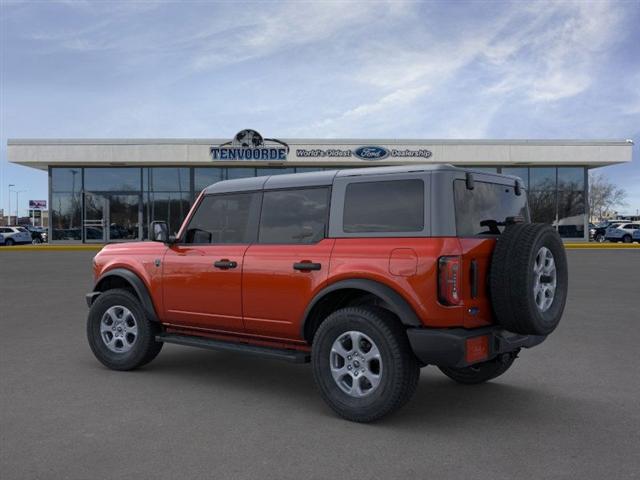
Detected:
left=84, top=193, right=141, bottom=242
left=84, top=193, right=106, bottom=242
left=161, top=191, right=261, bottom=332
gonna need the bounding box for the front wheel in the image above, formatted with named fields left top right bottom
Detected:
left=595, top=233, right=605, bottom=243
left=87, top=289, right=163, bottom=371
left=312, top=306, right=420, bottom=423
left=438, top=352, right=518, bottom=385
left=32, top=237, right=42, bottom=244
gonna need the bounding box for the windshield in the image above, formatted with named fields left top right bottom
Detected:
left=454, top=180, right=529, bottom=236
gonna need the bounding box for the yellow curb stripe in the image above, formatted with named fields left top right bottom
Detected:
left=565, top=243, right=640, bottom=249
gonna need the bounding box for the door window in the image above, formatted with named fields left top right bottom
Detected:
left=184, top=193, right=260, bottom=244
left=258, top=188, right=330, bottom=244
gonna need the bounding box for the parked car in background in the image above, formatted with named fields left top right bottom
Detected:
left=0, top=226, right=33, bottom=246
left=21, top=225, right=48, bottom=244
left=605, top=223, right=640, bottom=243
left=591, top=221, right=626, bottom=242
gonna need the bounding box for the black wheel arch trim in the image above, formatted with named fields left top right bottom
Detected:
left=89, top=268, right=159, bottom=322
left=301, top=278, right=422, bottom=338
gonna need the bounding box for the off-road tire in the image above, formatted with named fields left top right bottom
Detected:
left=439, top=351, right=518, bottom=385
left=87, top=288, right=163, bottom=371
left=312, top=306, right=420, bottom=423
left=490, top=223, right=568, bottom=335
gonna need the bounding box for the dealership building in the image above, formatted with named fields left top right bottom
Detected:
left=7, top=132, right=633, bottom=243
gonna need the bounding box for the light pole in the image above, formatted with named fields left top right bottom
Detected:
left=8, top=184, right=15, bottom=225
left=15, top=190, right=26, bottom=225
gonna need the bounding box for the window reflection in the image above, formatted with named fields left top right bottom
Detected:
left=51, top=192, right=82, bottom=240
left=146, top=168, right=189, bottom=192
left=194, top=168, right=224, bottom=192
left=529, top=190, right=557, bottom=224
left=557, top=167, right=584, bottom=191
left=226, top=168, right=256, bottom=180
left=529, top=168, right=556, bottom=190
left=501, top=168, right=529, bottom=189
left=51, top=168, right=82, bottom=193
left=85, top=168, right=141, bottom=191
left=143, top=192, right=191, bottom=239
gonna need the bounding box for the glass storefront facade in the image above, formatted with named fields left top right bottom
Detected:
left=49, top=165, right=589, bottom=242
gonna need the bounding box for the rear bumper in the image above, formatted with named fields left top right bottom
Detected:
left=406, top=326, right=546, bottom=368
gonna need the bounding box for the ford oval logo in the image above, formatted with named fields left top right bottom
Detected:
left=354, top=146, right=389, bottom=160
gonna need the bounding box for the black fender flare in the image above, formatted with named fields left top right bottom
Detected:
left=301, top=278, right=422, bottom=339
left=92, top=268, right=159, bottom=322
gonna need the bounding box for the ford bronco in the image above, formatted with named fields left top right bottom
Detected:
left=86, top=165, right=568, bottom=422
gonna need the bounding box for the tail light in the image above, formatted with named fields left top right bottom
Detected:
left=438, top=256, right=461, bottom=305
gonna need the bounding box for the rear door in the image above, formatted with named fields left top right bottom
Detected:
left=162, top=192, right=261, bottom=332
left=242, top=187, right=333, bottom=340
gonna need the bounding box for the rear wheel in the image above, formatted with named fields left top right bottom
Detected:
left=87, top=289, right=163, bottom=371
left=439, top=351, right=518, bottom=385
left=5, top=238, right=14, bottom=246
left=312, top=306, right=420, bottom=423
left=623, top=235, right=632, bottom=243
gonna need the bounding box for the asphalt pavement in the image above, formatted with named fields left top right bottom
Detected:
left=1, top=249, right=639, bottom=480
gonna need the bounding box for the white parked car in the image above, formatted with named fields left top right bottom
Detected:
left=605, top=223, right=640, bottom=243
left=0, top=226, right=32, bottom=246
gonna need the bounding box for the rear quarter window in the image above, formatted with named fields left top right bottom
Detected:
left=343, top=179, right=424, bottom=233
left=454, top=180, right=529, bottom=236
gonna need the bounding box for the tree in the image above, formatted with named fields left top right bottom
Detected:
left=588, top=172, right=627, bottom=221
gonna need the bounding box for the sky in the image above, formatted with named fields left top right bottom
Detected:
left=1, top=0, right=639, bottom=217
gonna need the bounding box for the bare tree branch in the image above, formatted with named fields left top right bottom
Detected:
left=589, top=172, right=627, bottom=221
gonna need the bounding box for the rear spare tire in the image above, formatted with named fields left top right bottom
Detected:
left=490, top=223, right=568, bottom=335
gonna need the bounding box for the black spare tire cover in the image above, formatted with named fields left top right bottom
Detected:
left=490, top=223, right=568, bottom=335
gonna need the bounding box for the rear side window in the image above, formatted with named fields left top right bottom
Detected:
left=343, top=180, right=424, bottom=233
left=184, top=192, right=260, bottom=244
left=454, top=180, right=529, bottom=236
left=259, top=188, right=329, bottom=244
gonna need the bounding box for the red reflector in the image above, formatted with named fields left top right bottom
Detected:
left=465, top=335, right=489, bottom=364
left=438, top=256, right=461, bottom=305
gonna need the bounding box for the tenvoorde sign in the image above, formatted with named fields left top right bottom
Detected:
left=211, top=129, right=289, bottom=160
left=211, top=131, right=433, bottom=162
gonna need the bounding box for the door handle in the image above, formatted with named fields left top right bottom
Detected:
left=293, top=261, right=322, bottom=271
left=214, top=259, right=238, bottom=269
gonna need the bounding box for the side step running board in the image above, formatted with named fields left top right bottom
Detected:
left=156, top=333, right=311, bottom=364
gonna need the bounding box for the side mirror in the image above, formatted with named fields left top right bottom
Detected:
left=150, top=221, right=169, bottom=243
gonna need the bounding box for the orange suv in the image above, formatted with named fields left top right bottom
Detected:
left=86, top=165, right=568, bottom=422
